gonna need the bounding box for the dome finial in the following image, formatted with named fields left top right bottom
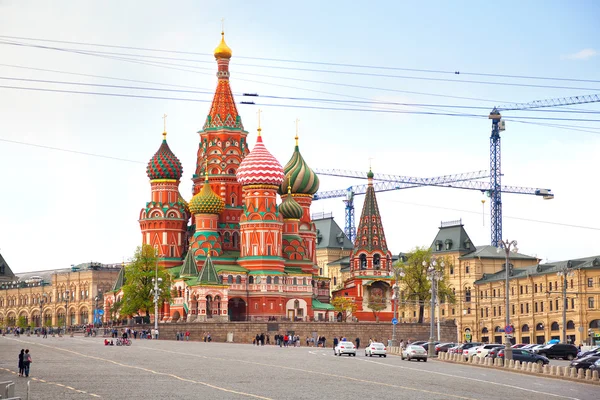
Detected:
left=214, top=22, right=232, bottom=59
left=257, top=109, right=262, bottom=137
left=294, top=118, right=299, bottom=146
left=162, top=113, right=168, bottom=140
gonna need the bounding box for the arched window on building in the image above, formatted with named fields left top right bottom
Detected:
left=293, top=277, right=298, bottom=286
left=206, top=295, right=213, bottom=318
left=373, top=254, right=381, bottom=270
left=274, top=276, right=279, bottom=285
left=568, top=320, right=576, bottom=329
left=465, top=288, right=472, bottom=303
left=551, top=321, right=560, bottom=331
left=227, top=275, right=233, bottom=284
left=215, top=296, right=221, bottom=315
left=236, top=275, right=241, bottom=284
left=267, top=276, right=272, bottom=285
left=249, top=276, right=254, bottom=284
left=522, top=324, right=530, bottom=332
left=359, top=254, right=367, bottom=270
left=303, top=277, right=307, bottom=286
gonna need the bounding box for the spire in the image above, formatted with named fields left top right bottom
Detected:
left=352, top=169, right=389, bottom=254
left=180, top=249, right=198, bottom=277
left=203, top=31, right=242, bottom=131
left=198, top=254, right=220, bottom=284
left=112, top=265, right=125, bottom=291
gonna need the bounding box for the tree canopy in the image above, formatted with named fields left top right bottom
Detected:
left=331, top=296, right=357, bottom=322
left=120, top=244, right=172, bottom=317
left=394, top=247, right=455, bottom=323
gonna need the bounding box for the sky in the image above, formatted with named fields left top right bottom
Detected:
left=1, top=1, right=599, bottom=273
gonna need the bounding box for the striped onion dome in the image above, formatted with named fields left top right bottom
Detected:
left=236, top=135, right=285, bottom=186
left=278, top=138, right=319, bottom=195
left=189, top=177, right=225, bottom=215
left=279, top=187, right=304, bottom=219
left=147, top=136, right=183, bottom=180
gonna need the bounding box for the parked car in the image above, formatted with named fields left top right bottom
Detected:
left=511, top=344, right=527, bottom=349
left=459, top=342, right=483, bottom=359
left=520, top=344, right=537, bottom=350
left=487, top=346, right=504, bottom=359
left=365, top=342, right=387, bottom=357
left=448, top=345, right=461, bottom=354
left=533, top=343, right=578, bottom=360
left=410, top=341, right=428, bottom=347
left=420, top=341, right=440, bottom=352
left=335, top=341, right=357, bottom=356
left=435, top=343, right=456, bottom=354
left=465, top=345, right=482, bottom=359
left=576, top=347, right=600, bottom=359
left=497, top=349, right=549, bottom=365
left=476, top=344, right=504, bottom=358
left=569, top=355, right=600, bottom=370
left=589, top=358, right=600, bottom=373
left=402, top=345, right=428, bottom=362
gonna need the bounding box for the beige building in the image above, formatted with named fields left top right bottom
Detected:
left=0, top=254, right=120, bottom=329
left=398, top=221, right=600, bottom=346
left=313, top=214, right=353, bottom=291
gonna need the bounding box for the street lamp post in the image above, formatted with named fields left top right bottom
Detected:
left=151, top=251, right=163, bottom=340
left=425, top=258, right=444, bottom=358
left=64, top=289, right=69, bottom=336
left=497, top=239, right=518, bottom=361
left=391, top=266, right=405, bottom=347
left=557, top=264, right=574, bottom=344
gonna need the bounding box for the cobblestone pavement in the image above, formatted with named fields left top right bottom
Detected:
left=0, top=335, right=597, bottom=399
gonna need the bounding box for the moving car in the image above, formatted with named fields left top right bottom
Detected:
left=497, top=349, right=549, bottom=365
left=365, top=342, right=387, bottom=357
left=402, top=345, right=427, bottom=362
left=335, top=341, right=357, bottom=356
left=569, top=355, right=600, bottom=370
left=534, top=343, right=578, bottom=360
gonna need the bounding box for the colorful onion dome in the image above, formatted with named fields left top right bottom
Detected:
left=279, top=137, right=319, bottom=195
left=189, top=176, right=225, bottom=215
left=214, top=32, right=232, bottom=59
left=279, top=187, right=304, bottom=219
left=236, top=134, right=285, bottom=186
left=367, top=168, right=374, bottom=179
left=146, top=133, right=183, bottom=180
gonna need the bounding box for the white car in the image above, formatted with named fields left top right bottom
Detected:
left=464, top=345, right=482, bottom=359
left=335, top=341, right=357, bottom=356
left=365, top=342, right=387, bottom=357
left=476, top=344, right=503, bottom=358
left=401, top=345, right=428, bottom=362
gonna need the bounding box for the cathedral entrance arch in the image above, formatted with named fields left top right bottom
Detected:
left=228, top=298, right=246, bottom=321
left=172, top=311, right=181, bottom=322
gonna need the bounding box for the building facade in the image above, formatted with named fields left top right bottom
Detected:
left=0, top=255, right=120, bottom=329
left=313, top=213, right=353, bottom=292
left=105, top=31, right=334, bottom=323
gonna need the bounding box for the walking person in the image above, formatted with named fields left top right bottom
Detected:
left=18, top=349, right=24, bottom=377
left=333, top=336, right=339, bottom=352
left=355, top=337, right=360, bottom=349
left=23, top=349, right=32, bottom=377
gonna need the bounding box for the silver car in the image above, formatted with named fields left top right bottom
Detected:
left=402, top=345, right=428, bottom=362
left=335, top=341, right=357, bottom=356
left=365, top=342, right=387, bottom=357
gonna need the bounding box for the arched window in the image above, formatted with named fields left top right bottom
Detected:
left=293, top=277, right=298, bottom=285
left=224, top=232, right=231, bottom=243
left=249, top=276, right=254, bottom=284
left=206, top=295, right=213, bottom=318
left=274, top=276, right=279, bottom=285
left=568, top=320, right=576, bottom=329
left=215, top=296, right=221, bottom=314
left=302, top=277, right=307, bottom=286
left=494, top=326, right=502, bottom=332
left=482, top=327, right=489, bottom=334
left=359, top=254, right=367, bottom=270
left=522, top=324, right=530, bottom=332
left=267, top=276, right=272, bottom=284
left=294, top=300, right=300, bottom=309
left=227, top=275, right=233, bottom=284
left=465, top=288, right=472, bottom=303
left=373, top=254, right=381, bottom=270
left=536, top=323, right=544, bottom=331
left=551, top=321, right=560, bottom=331
left=232, top=232, right=239, bottom=248
left=235, top=275, right=241, bottom=284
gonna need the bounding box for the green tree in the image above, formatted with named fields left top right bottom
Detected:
left=396, top=247, right=455, bottom=323
left=120, top=244, right=172, bottom=318
left=109, top=299, right=122, bottom=322
left=17, top=316, right=28, bottom=330
left=331, top=297, right=357, bottom=322
left=367, top=294, right=387, bottom=322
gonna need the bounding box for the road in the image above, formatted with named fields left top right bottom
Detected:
left=0, top=335, right=597, bottom=400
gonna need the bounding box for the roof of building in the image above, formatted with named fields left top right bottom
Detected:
left=474, top=255, right=600, bottom=284
left=351, top=169, right=390, bottom=256
left=180, top=251, right=198, bottom=277
left=189, top=174, right=225, bottom=215
left=1, top=262, right=121, bottom=288
left=430, top=221, right=476, bottom=255
left=460, top=245, right=539, bottom=261
left=312, top=298, right=335, bottom=310
left=236, top=134, right=285, bottom=186
left=279, top=187, right=304, bottom=219
left=328, top=256, right=351, bottom=267
left=112, top=267, right=125, bottom=291
left=198, top=256, right=220, bottom=284
left=313, top=217, right=353, bottom=249
left=146, top=134, right=183, bottom=181
left=0, top=252, right=15, bottom=282
left=278, top=136, right=319, bottom=195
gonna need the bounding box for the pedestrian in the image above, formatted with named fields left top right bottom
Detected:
left=23, top=349, right=32, bottom=377
left=18, top=349, right=24, bottom=377
left=355, top=337, right=360, bottom=349
left=185, top=331, right=190, bottom=341
left=333, top=336, right=339, bottom=352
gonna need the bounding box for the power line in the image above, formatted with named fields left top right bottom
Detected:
left=1, top=136, right=596, bottom=232
left=4, top=39, right=600, bottom=92
left=2, top=34, right=599, bottom=85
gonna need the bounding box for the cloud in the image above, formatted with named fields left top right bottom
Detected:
left=562, top=48, right=598, bottom=60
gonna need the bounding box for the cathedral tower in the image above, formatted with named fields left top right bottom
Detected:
left=139, top=131, right=189, bottom=267
left=193, top=32, right=248, bottom=252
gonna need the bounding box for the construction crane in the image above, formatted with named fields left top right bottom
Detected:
left=313, top=169, right=490, bottom=242
left=488, top=93, right=600, bottom=246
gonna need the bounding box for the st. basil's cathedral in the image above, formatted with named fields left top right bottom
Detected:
left=104, top=31, right=396, bottom=323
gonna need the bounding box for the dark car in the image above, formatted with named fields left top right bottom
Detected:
left=435, top=342, right=456, bottom=354
left=533, top=343, right=578, bottom=360
left=421, top=341, right=440, bottom=352
left=487, top=345, right=505, bottom=359
left=497, top=349, right=549, bottom=365
left=590, top=359, right=600, bottom=373
left=570, top=355, right=600, bottom=370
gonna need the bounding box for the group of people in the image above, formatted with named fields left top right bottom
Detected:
left=254, top=333, right=270, bottom=345
left=17, top=349, right=32, bottom=377
left=175, top=331, right=190, bottom=341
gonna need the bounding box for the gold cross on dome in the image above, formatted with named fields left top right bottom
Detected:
left=162, top=114, right=168, bottom=139
left=257, top=109, right=262, bottom=135
left=295, top=118, right=300, bottom=145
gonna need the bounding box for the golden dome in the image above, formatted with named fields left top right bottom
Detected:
left=214, top=32, right=232, bottom=59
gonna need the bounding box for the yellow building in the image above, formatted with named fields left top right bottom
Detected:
left=0, top=254, right=120, bottom=329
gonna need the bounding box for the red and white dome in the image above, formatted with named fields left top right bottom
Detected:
left=236, top=135, right=285, bottom=186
